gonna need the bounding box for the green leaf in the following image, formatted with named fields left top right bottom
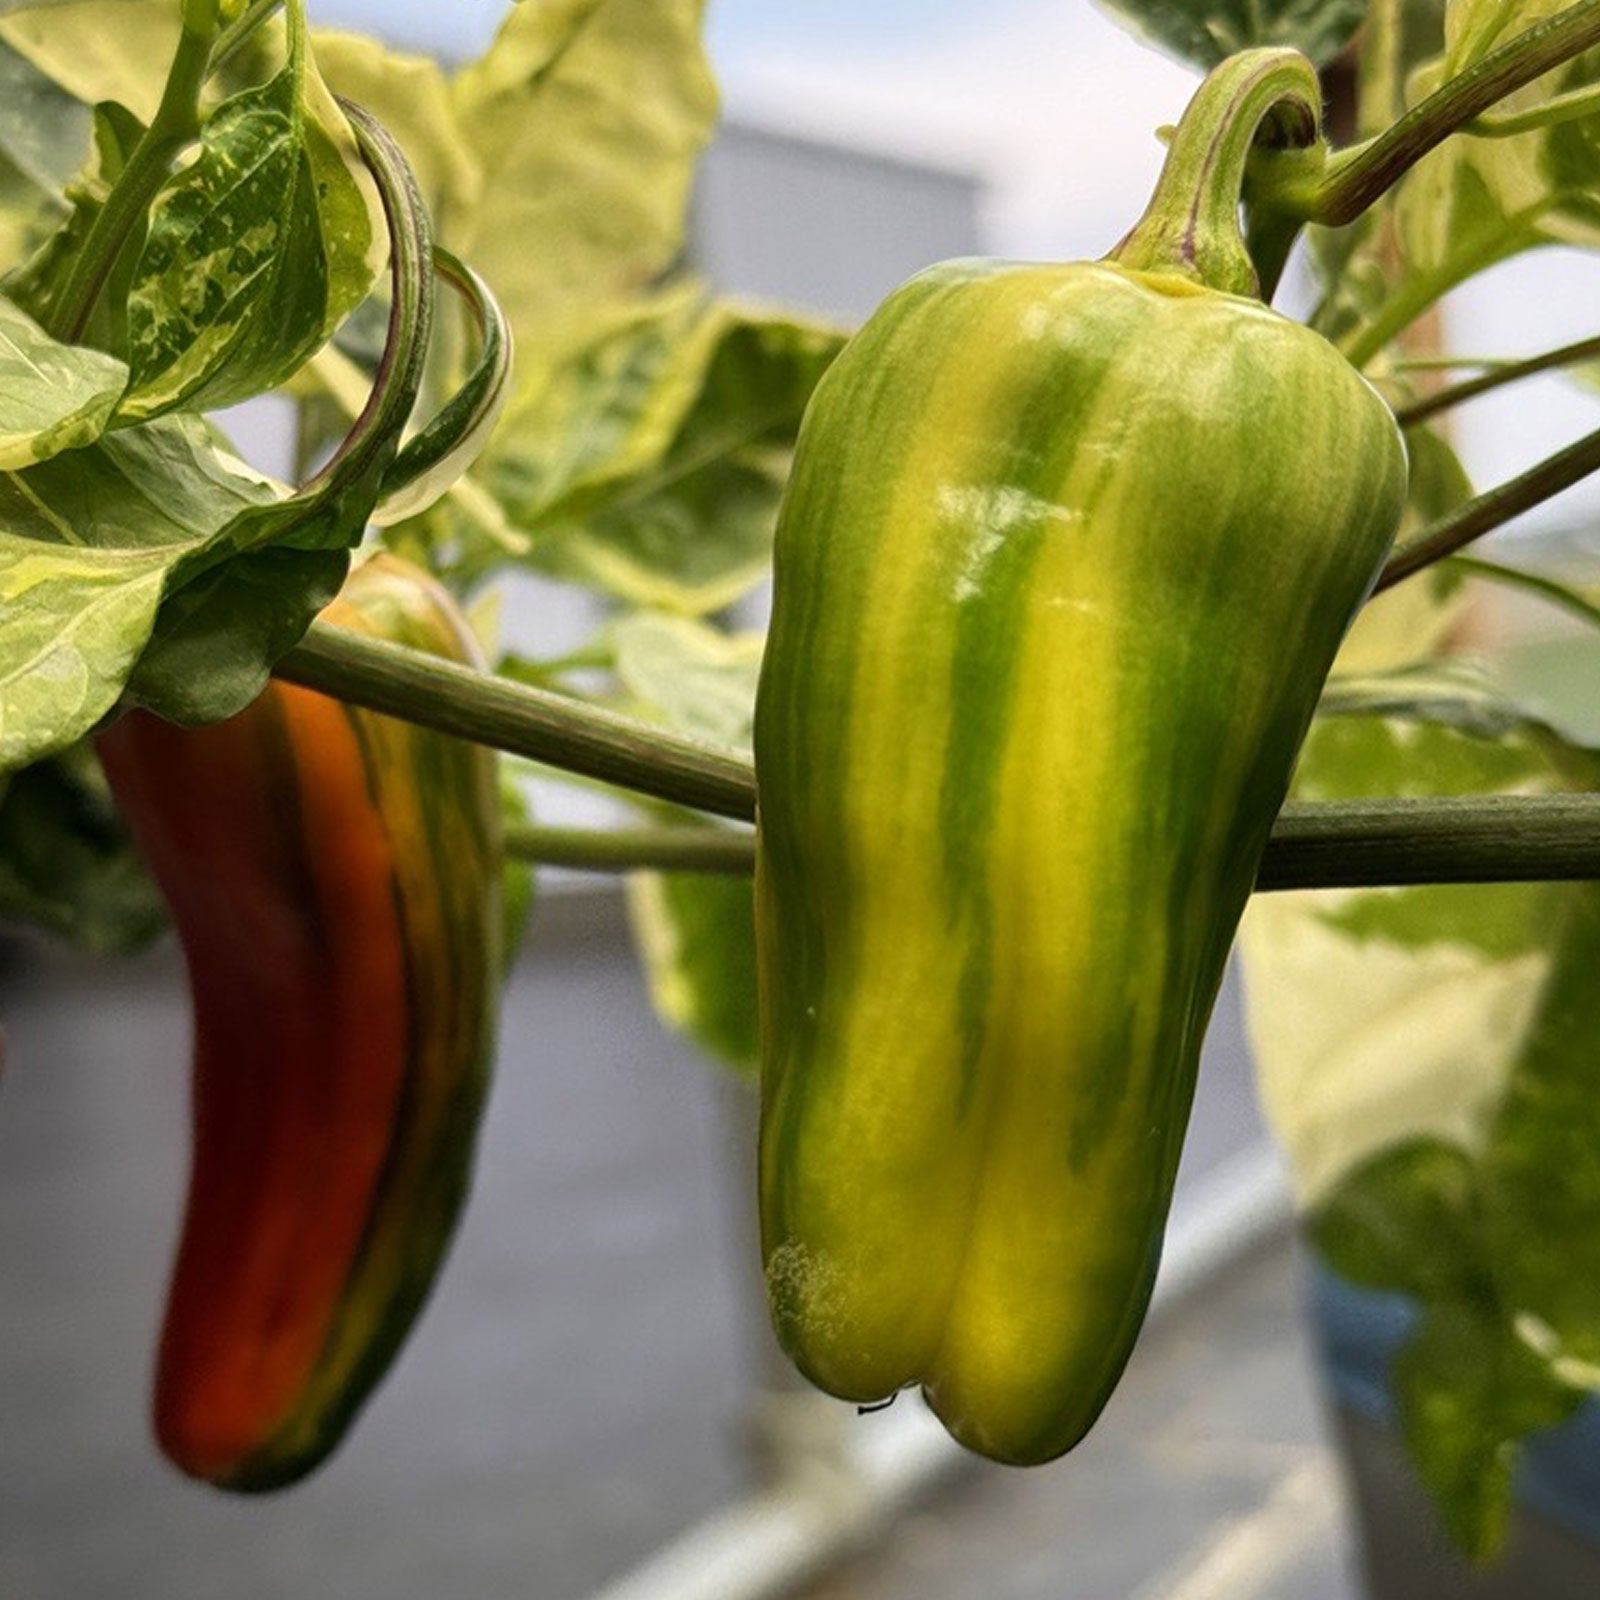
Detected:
left=1393, top=1305, right=1580, bottom=1561
left=0, top=413, right=280, bottom=770
left=609, top=609, right=764, bottom=752
left=1092, top=0, right=1368, bottom=68
left=118, top=3, right=381, bottom=420
left=0, top=291, right=126, bottom=466
left=448, top=0, right=717, bottom=375
left=1241, top=670, right=1595, bottom=1203
left=124, top=406, right=432, bottom=726
left=0, top=743, right=164, bottom=953
left=4, top=99, right=147, bottom=350
left=123, top=544, right=348, bottom=724
left=1311, top=1138, right=1487, bottom=1302
left=1483, top=891, right=1600, bottom=1388
left=627, top=863, right=759, bottom=1076
left=309, top=26, right=479, bottom=229
left=489, top=289, right=843, bottom=613
left=1389, top=1, right=1600, bottom=314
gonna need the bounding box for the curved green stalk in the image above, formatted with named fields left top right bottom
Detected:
left=1111, top=48, right=1322, bottom=297
left=300, top=100, right=435, bottom=506
left=1395, top=334, right=1600, bottom=427
left=373, top=248, right=512, bottom=526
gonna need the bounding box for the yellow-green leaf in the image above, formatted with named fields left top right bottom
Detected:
left=448, top=0, right=717, bottom=374
left=0, top=291, right=126, bottom=466
left=490, top=288, right=843, bottom=612
left=1241, top=669, right=1593, bottom=1203
left=628, top=865, right=758, bottom=1076
left=117, top=7, right=381, bottom=420
left=0, top=1, right=179, bottom=125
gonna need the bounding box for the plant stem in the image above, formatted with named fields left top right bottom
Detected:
left=1256, top=794, right=1600, bottom=890
left=275, top=623, right=757, bottom=820
left=501, top=799, right=1600, bottom=891
left=505, top=823, right=757, bottom=874
left=278, top=628, right=1600, bottom=891
left=1376, top=422, right=1600, bottom=591
left=46, top=12, right=219, bottom=342
left=373, top=248, right=512, bottom=526
left=1308, top=0, right=1600, bottom=225
left=1395, top=333, right=1600, bottom=427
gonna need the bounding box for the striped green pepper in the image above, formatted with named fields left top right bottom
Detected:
left=97, top=553, right=500, bottom=1491
left=753, top=51, right=1408, bottom=1464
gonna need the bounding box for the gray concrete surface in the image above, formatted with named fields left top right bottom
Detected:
left=0, top=890, right=1357, bottom=1600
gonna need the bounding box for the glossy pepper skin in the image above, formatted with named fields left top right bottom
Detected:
left=97, top=553, right=500, bottom=1492
left=753, top=256, right=1408, bottom=1466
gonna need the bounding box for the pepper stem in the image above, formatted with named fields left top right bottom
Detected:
left=1109, top=48, right=1324, bottom=299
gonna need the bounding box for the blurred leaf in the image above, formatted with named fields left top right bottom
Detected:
left=0, top=1, right=179, bottom=125
left=1262, top=664, right=1600, bottom=1558
left=1483, top=891, right=1600, bottom=1386
left=489, top=289, right=843, bottom=612
left=609, top=609, right=763, bottom=751
left=118, top=4, right=382, bottom=420
left=602, top=602, right=763, bottom=1075
left=1093, top=0, right=1367, bottom=68
left=498, top=765, right=537, bottom=975
left=5, top=99, right=147, bottom=352
left=628, top=862, right=758, bottom=1076
left=1242, top=669, right=1592, bottom=1204
left=0, top=36, right=84, bottom=273
left=1391, top=1, right=1600, bottom=308
left=1308, top=890, right=1600, bottom=1559
left=0, top=31, right=87, bottom=193
left=1393, top=1304, right=1580, bottom=1561
left=0, top=414, right=281, bottom=769
left=309, top=27, right=480, bottom=233
left=1311, top=1138, right=1487, bottom=1301
left=449, top=0, right=717, bottom=376
left=0, top=290, right=126, bottom=466
left=0, top=743, right=164, bottom=952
